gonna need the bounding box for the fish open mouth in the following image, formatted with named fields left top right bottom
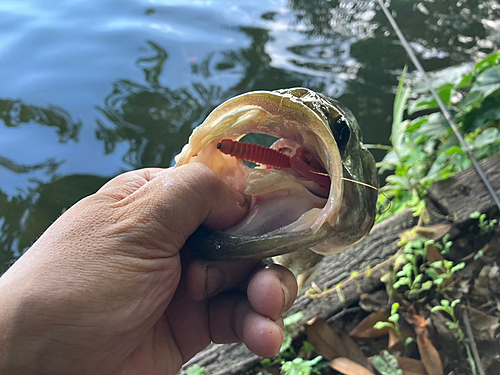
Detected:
left=175, top=90, right=344, bottom=243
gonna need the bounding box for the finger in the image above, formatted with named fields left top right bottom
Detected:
left=186, top=258, right=260, bottom=301
left=147, top=163, right=248, bottom=232
left=96, top=168, right=165, bottom=200
left=95, top=163, right=250, bottom=253
left=208, top=293, right=284, bottom=358
left=247, top=264, right=298, bottom=321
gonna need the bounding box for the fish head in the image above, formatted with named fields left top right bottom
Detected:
left=175, top=88, right=377, bottom=260
left=274, top=88, right=379, bottom=255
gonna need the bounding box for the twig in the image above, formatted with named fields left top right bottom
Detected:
left=326, top=306, right=363, bottom=324
left=462, top=306, right=486, bottom=375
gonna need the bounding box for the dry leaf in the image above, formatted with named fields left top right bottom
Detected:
left=416, top=326, right=443, bottom=375
left=396, top=357, right=429, bottom=375
left=388, top=329, right=400, bottom=349
left=335, top=324, right=373, bottom=371
left=306, top=317, right=348, bottom=360
left=349, top=312, right=391, bottom=338
left=388, top=326, right=416, bottom=350
left=330, top=357, right=374, bottom=375
left=426, top=245, right=445, bottom=265
left=466, top=306, right=500, bottom=341
left=307, top=318, right=372, bottom=371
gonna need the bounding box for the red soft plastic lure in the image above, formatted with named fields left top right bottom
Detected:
left=217, top=139, right=331, bottom=189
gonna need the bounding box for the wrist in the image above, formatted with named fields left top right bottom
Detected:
left=0, top=280, right=40, bottom=374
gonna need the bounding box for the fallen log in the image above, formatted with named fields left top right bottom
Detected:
left=180, top=152, right=500, bottom=375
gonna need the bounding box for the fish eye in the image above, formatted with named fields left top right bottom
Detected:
left=330, top=117, right=350, bottom=149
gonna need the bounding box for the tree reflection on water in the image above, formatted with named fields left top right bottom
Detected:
left=0, top=99, right=89, bottom=272
left=1, top=0, right=498, bottom=273
left=94, top=29, right=298, bottom=169
left=95, top=42, right=222, bottom=168
left=0, top=98, right=81, bottom=142
left=0, top=27, right=289, bottom=272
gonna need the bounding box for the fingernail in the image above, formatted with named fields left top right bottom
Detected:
left=206, top=266, right=224, bottom=298
left=232, top=188, right=250, bottom=208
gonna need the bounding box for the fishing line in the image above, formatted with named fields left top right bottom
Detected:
left=311, top=170, right=393, bottom=214
left=377, top=0, right=500, bottom=211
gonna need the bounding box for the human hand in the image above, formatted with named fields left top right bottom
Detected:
left=0, top=164, right=298, bottom=375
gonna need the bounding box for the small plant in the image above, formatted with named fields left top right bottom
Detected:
left=280, top=312, right=304, bottom=355
left=391, top=235, right=461, bottom=299
left=470, top=211, right=498, bottom=234
left=425, top=259, right=465, bottom=293
left=371, top=350, right=403, bottom=375
left=280, top=356, right=323, bottom=375
left=261, top=312, right=320, bottom=372
left=431, top=299, right=477, bottom=375
left=374, top=303, right=414, bottom=355
left=431, top=299, right=463, bottom=339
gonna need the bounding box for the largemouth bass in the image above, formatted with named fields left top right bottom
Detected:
left=175, top=88, right=377, bottom=282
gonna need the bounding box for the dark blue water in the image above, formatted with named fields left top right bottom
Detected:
left=1, top=0, right=499, bottom=271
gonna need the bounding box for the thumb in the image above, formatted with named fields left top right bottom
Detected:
left=111, top=163, right=249, bottom=252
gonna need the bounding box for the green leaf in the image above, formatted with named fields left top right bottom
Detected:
left=301, top=341, right=315, bottom=354
left=473, top=128, right=500, bottom=149
left=284, top=312, right=304, bottom=327
left=421, top=280, right=433, bottom=291
left=372, top=350, right=403, bottom=375
left=431, top=305, right=445, bottom=312
left=388, top=314, right=400, bottom=323
left=280, top=331, right=293, bottom=354
left=444, top=260, right=454, bottom=269
left=374, top=321, right=393, bottom=330
left=472, top=64, right=500, bottom=98
left=411, top=199, right=426, bottom=217
left=412, top=112, right=449, bottom=141
left=391, top=303, right=400, bottom=315
left=473, top=50, right=500, bottom=74
left=392, top=66, right=411, bottom=153
left=187, top=365, right=206, bottom=375
left=466, top=97, right=500, bottom=132
left=459, top=90, right=484, bottom=113
left=451, top=262, right=466, bottom=273
left=445, top=321, right=456, bottom=330
left=433, top=278, right=445, bottom=286
left=470, top=211, right=481, bottom=219
left=386, top=175, right=412, bottom=189
left=408, top=83, right=453, bottom=114
left=412, top=63, right=473, bottom=92
left=281, top=356, right=323, bottom=375
left=393, top=278, right=409, bottom=289
left=405, top=337, right=415, bottom=346
left=425, top=268, right=440, bottom=280
left=430, top=261, right=444, bottom=269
